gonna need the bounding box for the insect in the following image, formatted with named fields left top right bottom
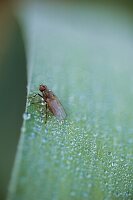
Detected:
left=35, top=84, right=66, bottom=122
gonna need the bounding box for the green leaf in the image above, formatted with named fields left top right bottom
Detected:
left=8, top=2, right=133, bottom=200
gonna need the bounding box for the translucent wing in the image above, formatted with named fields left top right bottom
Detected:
left=46, top=96, right=66, bottom=120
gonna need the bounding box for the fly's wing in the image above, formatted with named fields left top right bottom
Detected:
left=47, top=96, right=66, bottom=120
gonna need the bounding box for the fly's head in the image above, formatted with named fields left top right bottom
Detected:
left=39, top=84, right=48, bottom=93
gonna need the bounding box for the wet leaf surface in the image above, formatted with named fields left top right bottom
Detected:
left=8, top=2, right=133, bottom=200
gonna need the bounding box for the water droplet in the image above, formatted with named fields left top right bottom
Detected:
left=86, top=174, right=91, bottom=178
left=116, top=125, right=122, bottom=132
left=33, top=124, right=42, bottom=132
left=88, top=183, right=92, bottom=188
left=111, top=162, right=117, bottom=167
left=76, top=167, right=80, bottom=172
left=23, top=112, right=31, bottom=120
left=29, top=132, right=36, bottom=139
left=83, top=192, right=88, bottom=197
left=45, top=128, right=48, bottom=134
left=108, top=151, right=112, bottom=156
left=42, top=137, right=46, bottom=143
left=93, top=133, right=98, bottom=137
left=70, top=191, right=76, bottom=196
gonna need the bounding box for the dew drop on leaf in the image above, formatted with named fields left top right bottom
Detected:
left=23, top=112, right=31, bottom=120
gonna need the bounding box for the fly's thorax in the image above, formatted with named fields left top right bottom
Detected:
left=42, top=90, right=53, bottom=100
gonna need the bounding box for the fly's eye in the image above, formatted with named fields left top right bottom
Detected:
left=39, top=85, right=47, bottom=92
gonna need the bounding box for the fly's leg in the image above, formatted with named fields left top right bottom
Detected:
left=30, top=93, right=43, bottom=104
left=33, top=93, right=48, bottom=124
left=30, top=93, right=48, bottom=124
left=33, top=93, right=43, bottom=98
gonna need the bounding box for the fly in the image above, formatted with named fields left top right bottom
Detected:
left=35, top=84, right=66, bottom=122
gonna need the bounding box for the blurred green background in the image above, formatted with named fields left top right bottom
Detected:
left=0, top=2, right=26, bottom=200
left=0, top=1, right=133, bottom=200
